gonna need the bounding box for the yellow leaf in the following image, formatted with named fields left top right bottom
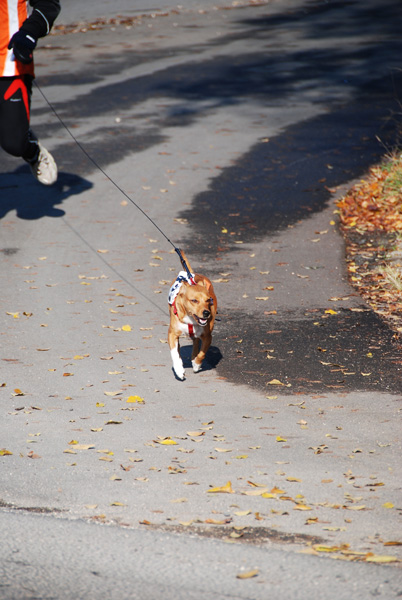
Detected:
left=0, top=449, right=12, bottom=456
left=235, top=455, right=248, bottom=460
left=261, top=493, right=277, bottom=499
left=236, top=569, right=259, bottom=580
left=234, top=510, right=252, bottom=516
left=122, top=325, right=131, bottom=331
left=104, top=390, right=122, bottom=397
left=269, top=379, right=283, bottom=385
left=110, top=501, right=125, bottom=507
left=314, top=545, right=343, bottom=553
left=365, top=555, right=399, bottom=564
left=155, top=438, right=178, bottom=445
left=293, top=504, right=312, bottom=511
left=96, top=402, right=105, bottom=407
left=68, top=440, right=78, bottom=445
left=383, top=502, right=394, bottom=509
left=276, top=436, right=287, bottom=442
left=91, top=428, right=103, bottom=432
left=243, top=488, right=269, bottom=496
left=286, top=477, right=302, bottom=482
left=74, top=444, right=95, bottom=450
left=127, top=395, right=145, bottom=403
left=73, top=355, right=85, bottom=360
left=325, top=309, right=337, bottom=315
left=207, top=481, right=234, bottom=494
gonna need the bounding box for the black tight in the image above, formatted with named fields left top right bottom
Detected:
left=0, top=75, right=39, bottom=162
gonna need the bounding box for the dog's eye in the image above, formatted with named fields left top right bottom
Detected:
left=191, top=299, right=199, bottom=304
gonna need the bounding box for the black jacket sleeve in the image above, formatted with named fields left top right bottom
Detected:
left=22, top=0, right=61, bottom=39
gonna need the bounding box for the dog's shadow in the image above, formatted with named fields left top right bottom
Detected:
left=178, top=344, right=222, bottom=377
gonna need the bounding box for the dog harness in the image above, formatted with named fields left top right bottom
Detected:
left=168, top=270, right=196, bottom=338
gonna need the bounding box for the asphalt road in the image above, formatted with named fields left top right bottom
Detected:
left=1, top=0, right=402, bottom=598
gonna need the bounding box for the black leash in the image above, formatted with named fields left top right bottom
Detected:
left=34, top=81, right=193, bottom=276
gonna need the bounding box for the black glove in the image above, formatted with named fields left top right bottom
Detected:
left=8, top=29, right=37, bottom=64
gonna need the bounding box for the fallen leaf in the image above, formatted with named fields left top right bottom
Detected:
left=155, top=438, right=178, bottom=445
left=0, top=449, right=12, bottom=456
left=236, top=569, right=259, bottom=580
left=365, top=555, right=399, bottom=564
left=207, top=481, right=234, bottom=494
left=127, top=395, right=145, bottom=404
left=27, top=451, right=41, bottom=459
left=276, top=436, right=287, bottom=442
left=74, top=444, right=95, bottom=450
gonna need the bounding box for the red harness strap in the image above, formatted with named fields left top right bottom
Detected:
left=172, top=299, right=196, bottom=338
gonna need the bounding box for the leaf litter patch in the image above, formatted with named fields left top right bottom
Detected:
left=213, top=308, right=402, bottom=395
left=145, top=523, right=326, bottom=548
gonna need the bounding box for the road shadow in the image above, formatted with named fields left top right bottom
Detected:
left=215, top=308, right=402, bottom=395
left=180, top=344, right=223, bottom=372
left=0, top=167, right=93, bottom=220
left=33, top=0, right=402, bottom=180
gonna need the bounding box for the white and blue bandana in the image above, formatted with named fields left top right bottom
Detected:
left=168, top=270, right=196, bottom=305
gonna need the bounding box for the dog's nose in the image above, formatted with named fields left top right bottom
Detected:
left=203, top=309, right=210, bottom=318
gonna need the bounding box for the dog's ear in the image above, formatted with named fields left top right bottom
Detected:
left=178, top=281, right=189, bottom=297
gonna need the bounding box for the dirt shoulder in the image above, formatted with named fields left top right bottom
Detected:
left=337, top=153, right=402, bottom=338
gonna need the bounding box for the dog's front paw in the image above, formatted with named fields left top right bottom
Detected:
left=173, top=361, right=185, bottom=380
left=192, top=359, right=202, bottom=373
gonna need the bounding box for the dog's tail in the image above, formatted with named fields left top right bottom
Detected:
left=176, top=248, right=193, bottom=276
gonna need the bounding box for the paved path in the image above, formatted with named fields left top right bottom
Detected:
left=1, top=0, right=401, bottom=597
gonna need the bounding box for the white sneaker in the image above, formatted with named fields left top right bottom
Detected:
left=29, top=143, right=58, bottom=185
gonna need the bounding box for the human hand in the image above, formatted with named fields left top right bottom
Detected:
left=8, top=30, right=37, bottom=64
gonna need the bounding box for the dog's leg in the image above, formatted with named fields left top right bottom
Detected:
left=168, top=326, right=185, bottom=380
left=191, top=338, right=201, bottom=373
left=192, top=333, right=211, bottom=373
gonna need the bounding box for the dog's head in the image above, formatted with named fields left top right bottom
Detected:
left=179, top=282, right=214, bottom=326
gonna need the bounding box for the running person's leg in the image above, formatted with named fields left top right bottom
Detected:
left=0, top=75, right=57, bottom=185
left=0, top=75, right=38, bottom=159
